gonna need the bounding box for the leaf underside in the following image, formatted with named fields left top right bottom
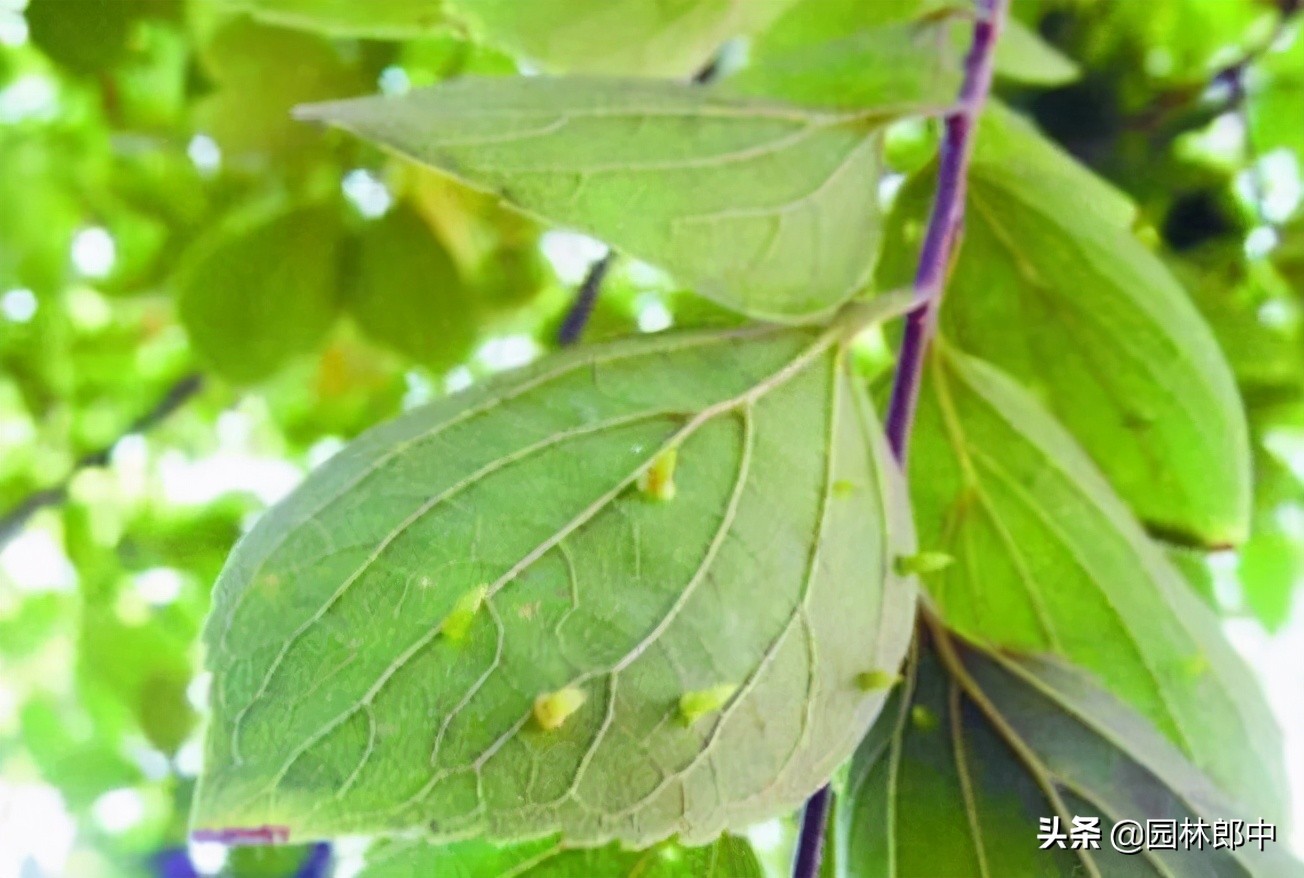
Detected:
left=841, top=634, right=1299, bottom=878
left=297, top=78, right=898, bottom=323
left=193, top=325, right=917, bottom=846
left=358, top=833, right=764, bottom=878
left=909, top=346, right=1287, bottom=823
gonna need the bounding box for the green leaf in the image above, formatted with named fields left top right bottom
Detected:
left=908, top=346, right=1286, bottom=823
left=727, top=14, right=966, bottom=112
left=880, top=107, right=1251, bottom=545
left=177, top=203, right=343, bottom=384
left=192, top=320, right=917, bottom=844
left=25, top=0, right=175, bottom=75
left=993, top=19, right=1080, bottom=86
left=209, top=0, right=448, bottom=38
left=343, top=205, right=480, bottom=372
left=299, top=78, right=900, bottom=323
left=841, top=633, right=1299, bottom=877
left=448, top=0, right=800, bottom=77
left=358, top=834, right=763, bottom=877
left=195, top=18, right=367, bottom=162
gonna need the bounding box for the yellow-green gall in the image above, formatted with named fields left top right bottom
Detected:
left=533, top=686, right=586, bottom=731
left=637, top=447, right=678, bottom=501
left=911, top=704, right=939, bottom=731
left=894, top=551, right=955, bottom=577
left=855, top=670, right=901, bottom=692
left=678, top=683, right=738, bottom=725
left=439, top=584, right=488, bottom=643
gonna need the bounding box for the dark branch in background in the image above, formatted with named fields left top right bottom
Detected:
left=0, top=373, right=205, bottom=550
left=790, top=2, right=1008, bottom=876
left=556, top=252, right=616, bottom=346
left=555, top=55, right=725, bottom=347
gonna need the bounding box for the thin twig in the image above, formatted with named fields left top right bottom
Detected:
left=789, top=1, right=1007, bottom=875
left=556, top=252, right=616, bottom=347
left=0, top=373, right=205, bottom=549
left=554, top=56, right=724, bottom=347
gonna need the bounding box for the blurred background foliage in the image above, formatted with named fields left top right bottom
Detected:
left=0, top=0, right=1301, bottom=875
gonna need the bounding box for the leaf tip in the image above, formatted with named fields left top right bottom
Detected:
left=678, top=683, right=739, bottom=726
left=533, top=686, right=587, bottom=731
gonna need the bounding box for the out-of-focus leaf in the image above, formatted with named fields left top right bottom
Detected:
left=994, top=19, right=1080, bottom=85
left=299, top=79, right=902, bottom=322
left=25, top=0, right=175, bottom=75
left=194, top=18, right=366, bottom=162
left=192, top=322, right=916, bottom=844
left=448, top=0, right=799, bottom=77
left=841, top=633, right=1299, bottom=877
left=1174, top=244, right=1303, bottom=392
left=908, top=346, right=1287, bottom=823
left=359, top=834, right=763, bottom=877
left=176, top=203, right=343, bottom=384
left=881, top=107, right=1252, bottom=546
left=343, top=205, right=479, bottom=372
left=208, top=0, right=447, bottom=39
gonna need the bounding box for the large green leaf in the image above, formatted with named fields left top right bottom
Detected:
left=298, top=78, right=900, bottom=323
left=176, top=202, right=342, bottom=384
left=880, top=108, right=1251, bottom=545
left=448, top=0, right=799, bottom=77
left=841, top=633, right=1298, bottom=877
left=359, top=834, right=763, bottom=877
left=208, top=0, right=447, bottom=38
left=192, top=318, right=917, bottom=844
left=907, top=346, right=1286, bottom=823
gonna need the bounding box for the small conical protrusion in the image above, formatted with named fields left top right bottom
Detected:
left=678, top=683, right=738, bottom=726
left=637, top=447, right=678, bottom=502
left=439, top=584, right=488, bottom=643
left=533, top=687, right=586, bottom=731
left=893, top=551, right=954, bottom=577
left=855, top=670, right=901, bottom=692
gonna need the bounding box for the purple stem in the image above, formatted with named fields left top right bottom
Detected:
left=885, top=0, right=1007, bottom=461
left=791, top=2, right=1007, bottom=876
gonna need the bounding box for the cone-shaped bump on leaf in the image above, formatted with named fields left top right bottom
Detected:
left=879, top=107, right=1251, bottom=546
left=447, top=0, right=800, bottom=77
left=840, top=635, right=1300, bottom=877
left=854, top=670, right=900, bottom=693
left=192, top=322, right=917, bottom=845
left=438, top=585, right=488, bottom=644
left=637, top=447, right=678, bottom=502
left=296, top=78, right=905, bottom=323
left=357, top=833, right=765, bottom=878
left=533, top=687, right=587, bottom=731
left=678, top=684, right=739, bottom=726
left=176, top=202, right=343, bottom=384
left=892, top=551, right=953, bottom=576
left=208, top=0, right=448, bottom=39
left=909, top=345, right=1287, bottom=823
